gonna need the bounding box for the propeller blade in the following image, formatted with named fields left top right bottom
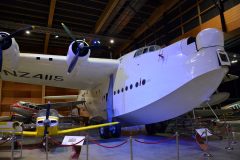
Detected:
left=61, top=23, right=76, bottom=42
left=43, top=102, right=51, bottom=136
left=68, top=51, right=79, bottom=73
left=44, top=125, right=48, bottom=136
left=46, top=102, right=50, bottom=120
left=6, top=25, right=34, bottom=39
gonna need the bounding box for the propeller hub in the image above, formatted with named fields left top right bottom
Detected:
left=72, top=40, right=89, bottom=57
left=43, top=119, right=51, bottom=127
left=0, top=32, right=12, bottom=50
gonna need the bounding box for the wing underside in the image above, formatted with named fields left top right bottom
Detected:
left=2, top=53, right=119, bottom=89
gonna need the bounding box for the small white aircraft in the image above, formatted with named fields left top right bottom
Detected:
left=0, top=26, right=230, bottom=138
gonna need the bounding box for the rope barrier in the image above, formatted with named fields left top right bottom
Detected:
left=89, top=138, right=128, bottom=148
left=134, top=136, right=175, bottom=144
left=49, top=137, right=85, bottom=147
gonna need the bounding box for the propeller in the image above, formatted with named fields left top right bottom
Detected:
left=67, top=42, right=85, bottom=73
left=0, top=25, right=34, bottom=72
left=61, top=23, right=108, bottom=73
left=43, top=102, right=51, bottom=137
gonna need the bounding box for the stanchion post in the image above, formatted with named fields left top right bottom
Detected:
left=11, top=134, right=14, bottom=160
left=203, top=128, right=212, bottom=158
left=225, top=124, right=234, bottom=150
left=231, top=131, right=237, bottom=145
left=86, top=134, right=89, bottom=160
left=46, top=134, right=49, bottom=160
left=130, top=136, right=133, bottom=160
left=176, top=132, right=179, bottom=160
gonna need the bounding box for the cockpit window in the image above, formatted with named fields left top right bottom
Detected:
left=143, top=48, right=148, bottom=53
left=149, top=46, right=155, bottom=52
left=134, top=45, right=161, bottom=57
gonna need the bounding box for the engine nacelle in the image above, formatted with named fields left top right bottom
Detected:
left=0, top=32, right=20, bottom=69
left=66, top=40, right=90, bottom=66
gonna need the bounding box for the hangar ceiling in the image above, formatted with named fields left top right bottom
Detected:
left=0, top=0, right=170, bottom=58
left=0, top=0, right=239, bottom=60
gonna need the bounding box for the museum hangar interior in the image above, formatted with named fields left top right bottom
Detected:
left=0, top=0, right=240, bottom=159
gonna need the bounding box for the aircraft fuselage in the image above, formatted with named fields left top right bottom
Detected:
left=1, top=28, right=230, bottom=126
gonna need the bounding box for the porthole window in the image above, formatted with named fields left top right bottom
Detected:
left=125, top=86, right=128, bottom=91
left=130, top=84, right=133, bottom=89
left=117, top=90, right=120, bottom=94
left=135, top=82, right=139, bottom=87
left=121, top=88, right=124, bottom=92
left=142, top=79, right=146, bottom=85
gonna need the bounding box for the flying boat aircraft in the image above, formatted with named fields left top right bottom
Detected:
left=0, top=25, right=231, bottom=138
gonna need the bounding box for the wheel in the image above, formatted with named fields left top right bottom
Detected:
left=110, top=124, right=121, bottom=138
left=145, top=123, right=157, bottom=135
left=99, top=126, right=111, bottom=139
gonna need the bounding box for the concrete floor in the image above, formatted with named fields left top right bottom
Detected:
left=0, top=132, right=240, bottom=160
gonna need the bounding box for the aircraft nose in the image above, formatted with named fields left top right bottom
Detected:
left=196, top=28, right=223, bottom=50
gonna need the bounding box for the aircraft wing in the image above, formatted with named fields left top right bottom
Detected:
left=57, top=122, right=119, bottom=135
left=2, top=53, right=119, bottom=89
left=0, top=116, right=11, bottom=121
left=36, top=100, right=86, bottom=109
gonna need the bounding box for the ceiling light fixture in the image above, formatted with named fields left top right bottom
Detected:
left=231, top=60, right=238, bottom=64
left=110, top=39, right=114, bottom=44
left=25, top=30, right=30, bottom=35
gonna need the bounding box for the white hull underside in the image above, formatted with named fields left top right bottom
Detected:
left=115, top=67, right=228, bottom=125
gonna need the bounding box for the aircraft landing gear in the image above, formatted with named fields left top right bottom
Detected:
left=99, top=124, right=121, bottom=139
left=110, top=124, right=121, bottom=138
left=99, top=126, right=111, bottom=139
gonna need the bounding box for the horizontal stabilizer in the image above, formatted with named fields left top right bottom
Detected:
left=44, top=95, right=79, bottom=100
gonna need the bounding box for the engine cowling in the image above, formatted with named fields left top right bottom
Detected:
left=66, top=40, right=90, bottom=67
left=0, top=32, right=20, bottom=70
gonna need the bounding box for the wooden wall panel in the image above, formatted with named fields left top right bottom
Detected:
left=0, top=81, right=79, bottom=115
left=171, top=4, right=240, bottom=43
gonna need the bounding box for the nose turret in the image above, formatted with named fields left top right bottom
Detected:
left=196, top=28, right=224, bottom=50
